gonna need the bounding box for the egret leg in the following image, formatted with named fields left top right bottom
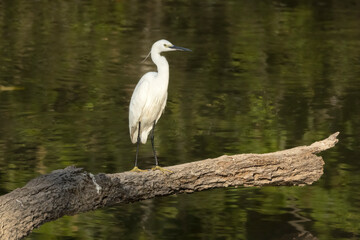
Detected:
left=150, top=121, right=159, bottom=166
left=135, top=121, right=141, bottom=166
left=150, top=122, right=173, bottom=173
left=131, top=122, right=147, bottom=172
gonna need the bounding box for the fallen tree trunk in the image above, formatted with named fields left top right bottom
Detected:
left=0, top=132, right=339, bottom=240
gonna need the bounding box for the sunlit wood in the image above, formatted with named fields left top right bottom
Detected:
left=0, top=132, right=339, bottom=240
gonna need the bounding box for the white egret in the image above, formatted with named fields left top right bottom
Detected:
left=129, top=39, right=191, bottom=172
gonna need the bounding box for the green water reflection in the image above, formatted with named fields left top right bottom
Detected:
left=1, top=0, right=360, bottom=239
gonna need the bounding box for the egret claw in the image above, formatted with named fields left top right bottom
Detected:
left=151, top=166, right=173, bottom=173
left=130, top=166, right=148, bottom=172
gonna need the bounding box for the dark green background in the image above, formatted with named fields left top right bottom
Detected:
left=0, top=0, right=359, bottom=239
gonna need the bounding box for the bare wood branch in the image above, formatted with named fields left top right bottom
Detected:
left=0, top=132, right=339, bottom=240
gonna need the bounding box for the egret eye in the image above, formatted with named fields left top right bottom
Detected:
left=163, top=44, right=167, bottom=47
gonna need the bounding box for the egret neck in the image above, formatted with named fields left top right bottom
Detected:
left=151, top=49, right=169, bottom=86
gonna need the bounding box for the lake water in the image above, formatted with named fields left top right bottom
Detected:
left=1, top=0, right=360, bottom=239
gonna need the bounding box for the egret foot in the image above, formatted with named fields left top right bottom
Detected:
left=151, top=166, right=173, bottom=173
left=130, top=166, right=147, bottom=172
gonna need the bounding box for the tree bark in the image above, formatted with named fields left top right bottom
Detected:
left=0, top=132, right=339, bottom=240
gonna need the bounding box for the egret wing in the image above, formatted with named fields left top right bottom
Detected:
left=129, top=72, right=157, bottom=143
left=156, top=91, right=168, bottom=123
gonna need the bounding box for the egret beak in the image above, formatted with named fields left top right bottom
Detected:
left=169, top=45, right=192, bottom=52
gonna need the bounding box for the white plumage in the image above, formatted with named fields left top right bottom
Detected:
left=128, top=39, right=191, bottom=170
left=129, top=71, right=168, bottom=144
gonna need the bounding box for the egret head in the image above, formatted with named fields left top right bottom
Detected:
left=152, top=39, right=191, bottom=53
